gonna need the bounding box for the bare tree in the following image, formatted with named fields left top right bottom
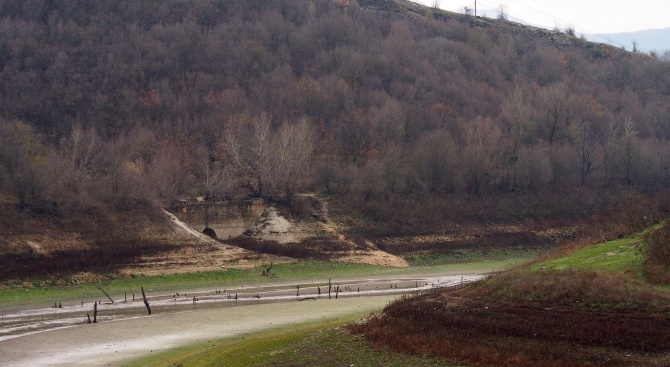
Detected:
left=198, top=148, right=234, bottom=200
left=462, top=117, right=503, bottom=195
left=0, top=121, right=49, bottom=207
left=269, top=118, right=315, bottom=197
left=620, top=117, right=639, bottom=186
left=538, top=83, right=573, bottom=144
left=571, top=119, right=598, bottom=186
left=147, top=138, right=196, bottom=202
left=501, top=86, right=532, bottom=190
left=497, top=5, right=508, bottom=20
left=58, top=125, right=101, bottom=195
left=412, top=130, right=459, bottom=194
left=602, top=119, right=622, bottom=187
left=225, top=113, right=273, bottom=198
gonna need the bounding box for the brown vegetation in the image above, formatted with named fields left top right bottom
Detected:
left=643, top=222, right=670, bottom=284
left=350, top=195, right=670, bottom=366
left=350, top=271, right=670, bottom=366
left=228, top=236, right=350, bottom=260
left=0, top=0, right=669, bottom=218
left=1, top=0, right=670, bottom=281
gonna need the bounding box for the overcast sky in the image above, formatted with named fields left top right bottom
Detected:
left=410, top=0, right=670, bottom=34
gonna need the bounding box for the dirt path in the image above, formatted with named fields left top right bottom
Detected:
left=0, top=295, right=398, bottom=367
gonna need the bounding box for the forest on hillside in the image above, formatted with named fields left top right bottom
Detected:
left=1, top=0, right=670, bottom=229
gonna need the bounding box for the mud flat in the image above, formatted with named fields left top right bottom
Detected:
left=0, top=295, right=402, bottom=367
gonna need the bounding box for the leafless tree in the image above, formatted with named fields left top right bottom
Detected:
left=602, top=119, right=622, bottom=187
left=497, top=5, right=508, bottom=20
left=198, top=148, right=234, bottom=200
left=0, top=121, right=49, bottom=207
left=620, top=117, right=639, bottom=186
left=225, top=113, right=273, bottom=197
left=501, top=86, right=533, bottom=189
left=571, top=119, right=598, bottom=186
left=538, top=83, right=573, bottom=144
left=269, top=118, right=315, bottom=197
left=412, top=130, right=459, bottom=194
left=58, top=125, right=101, bottom=195
left=462, top=117, right=503, bottom=195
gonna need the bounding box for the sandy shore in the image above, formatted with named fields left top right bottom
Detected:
left=0, top=295, right=398, bottom=367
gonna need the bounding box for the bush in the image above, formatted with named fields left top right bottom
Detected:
left=644, top=223, right=670, bottom=284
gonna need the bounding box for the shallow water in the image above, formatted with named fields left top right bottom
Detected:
left=0, top=273, right=484, bottom=342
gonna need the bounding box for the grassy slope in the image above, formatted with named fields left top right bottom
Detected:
left=529, top=222, right=664, bottom=275
left=530, top=237, right=641, bottom=273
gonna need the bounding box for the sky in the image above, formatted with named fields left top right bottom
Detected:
left=410, top=0, right=670, bottom=34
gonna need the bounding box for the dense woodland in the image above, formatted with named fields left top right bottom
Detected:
left=1, top=0, right=670, bottom=229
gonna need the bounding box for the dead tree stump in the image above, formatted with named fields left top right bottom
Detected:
left=141, top=286, right=152, bottom=315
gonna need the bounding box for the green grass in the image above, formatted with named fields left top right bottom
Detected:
left=405, top=248, right=539, bottom=266
left=257, top=329, right=454, bottom=367
left=529, top=222, right=667, bottom=277
left=530, top=237, right=642, bottom=274
left=124, top=316, right=361, bottom=367
left=0, top=258, right=525, bottom=308
left=125, top=312, right=459, bottom=367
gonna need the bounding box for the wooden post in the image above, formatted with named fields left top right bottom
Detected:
left=125, top=292, right=127, bottom=302
left=296, top=285, right=300, bottom=297
left=141, top=286, right=152, bottom=315
left=87, top=313, right=91, bottom=324
left=93, top=302, right=98, bottom=323
left=318, top=286, right=321, bottom=295
left=335, top=286, right=340, bottom=299
left=328, top=279, right=331, bottom=299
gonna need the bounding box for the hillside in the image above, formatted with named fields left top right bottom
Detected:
left=1, top=0, right=670, bottom=281
left=350, top=222, right=670, bottom=366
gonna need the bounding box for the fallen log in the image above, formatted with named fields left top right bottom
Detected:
left=97, top=286, right=114, bottom=304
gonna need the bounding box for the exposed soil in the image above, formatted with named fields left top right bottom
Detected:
left=351, top=271, right=670, bottom=367
left=241, top=196, right=409, bottom=267
left=0, top=197, right=411, bottom=283
left=1, top=295, right=400, bottom=367
left=0, top=195, right=576, bottom=283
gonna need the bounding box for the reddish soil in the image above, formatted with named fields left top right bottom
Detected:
left=350, top=271, right=670, bottom=367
